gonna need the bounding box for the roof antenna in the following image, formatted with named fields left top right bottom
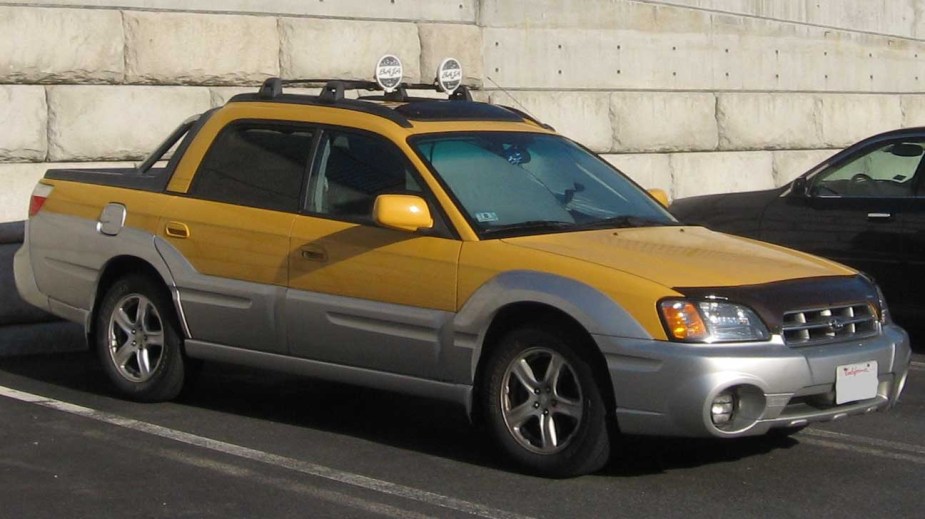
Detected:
left=485, top=75, right=552, bottom=129
left=485, top=75, right=536, bottom=119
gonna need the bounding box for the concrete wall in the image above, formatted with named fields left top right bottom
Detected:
left=2, top=0, right=925, bottom=221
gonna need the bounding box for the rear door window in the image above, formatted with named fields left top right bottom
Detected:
left=190, top=123, right=315, bottom=212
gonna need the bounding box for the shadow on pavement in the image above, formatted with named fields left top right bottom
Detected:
left=602, top=434, right=797, bottom=477
left=901, top=325, right=925, bottom=354
left=1, top=351, right=804, bottom=478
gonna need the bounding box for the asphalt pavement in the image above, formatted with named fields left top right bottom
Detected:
left=1, top=348, right=923, bottom=518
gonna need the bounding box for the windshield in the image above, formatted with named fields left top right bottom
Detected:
left=410, top=132, right=677, bottom=238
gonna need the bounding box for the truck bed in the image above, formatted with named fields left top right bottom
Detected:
left=44, top=167, right=172, bottom=192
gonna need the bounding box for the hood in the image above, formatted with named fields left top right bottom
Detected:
left=670, top=188, right=782, bottom=231
left=501, top=226, right=854, bottom=289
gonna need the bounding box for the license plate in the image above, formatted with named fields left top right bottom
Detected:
left=836, top=361, right=878, bottom=405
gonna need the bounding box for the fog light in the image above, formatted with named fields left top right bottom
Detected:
left=711, top=391, right=737, bottom=426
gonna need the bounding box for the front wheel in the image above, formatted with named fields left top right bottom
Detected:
left=95, top=275, right=186, bottom=402
left=481, top=325, right=610, bottom=477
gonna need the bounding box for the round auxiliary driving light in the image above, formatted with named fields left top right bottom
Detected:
left=711, top=390, right=737, bottom=428
left=436, top=57, right=463, bottom=95
left=375, top=54, right=403, bottom=93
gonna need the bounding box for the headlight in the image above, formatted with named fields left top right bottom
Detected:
left=874, top=283, right=890, bottom=324
left=860, top=273, right=890, bottom=323
left=659, top=299, right=770, bottom=343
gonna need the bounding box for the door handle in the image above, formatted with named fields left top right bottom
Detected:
left=165, top=221, right=190, bottom=239
left=866, top=212, right=894, bottom=222
left=299, top=245, right=327, bottom=262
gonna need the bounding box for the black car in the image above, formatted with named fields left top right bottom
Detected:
left=671, top=127, right=925, bottom=323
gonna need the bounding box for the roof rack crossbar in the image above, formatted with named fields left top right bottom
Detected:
left=258, top=78, right=283, bottom=100
left=451, top=86, right=473, bottom=102
left=319, top=81, right=346, bottom=103
left=257, top=77, right=473, bottom=103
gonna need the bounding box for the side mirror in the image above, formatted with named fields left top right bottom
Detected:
left=373, top=194, right=434, bottom=232
left=791, top=177, right=809, bottom=197
left=890, top=143, right=924, bottom=157
left=647, top=188, right=670, bottom=208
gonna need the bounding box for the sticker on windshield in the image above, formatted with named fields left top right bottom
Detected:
left=475, top=212, right=499, bottom=223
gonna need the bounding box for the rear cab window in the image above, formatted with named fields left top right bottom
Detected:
left=189, top=123, right=315, bottom=212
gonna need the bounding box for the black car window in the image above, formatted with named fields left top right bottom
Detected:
left=812, top=140, right=925, bottom=198
left=190, top=123, right=314, bottom=212
left=306, top=130, right=422, bottom=221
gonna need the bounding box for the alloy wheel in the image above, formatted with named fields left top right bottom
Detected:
left=500, top=346, right=585, bottom=454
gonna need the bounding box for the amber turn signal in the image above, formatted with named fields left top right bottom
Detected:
left=659, top=300, right=708, bottom=341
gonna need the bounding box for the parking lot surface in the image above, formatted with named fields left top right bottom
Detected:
left=1, top=348, right=923, bottom=518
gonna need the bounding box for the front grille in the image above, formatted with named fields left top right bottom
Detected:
left=781, top=303, right=879, bottom=346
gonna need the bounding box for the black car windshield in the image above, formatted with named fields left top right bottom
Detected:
left=410, top=132, right=677, bottom=238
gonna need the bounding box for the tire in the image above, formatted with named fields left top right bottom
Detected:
left=481, top=325, right=611, bottom=477
left=95, top=274, right=186, bottom=402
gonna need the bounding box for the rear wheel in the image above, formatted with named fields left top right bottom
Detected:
left=95, top=275, right=185, bottom=402
left=482, top=325, right=610, bottom=477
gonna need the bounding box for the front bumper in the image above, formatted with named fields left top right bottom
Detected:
left=595, top=323, right=911, bottom=438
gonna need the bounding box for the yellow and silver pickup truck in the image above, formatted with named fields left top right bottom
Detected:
left=14, top=57, right=912, bottom=477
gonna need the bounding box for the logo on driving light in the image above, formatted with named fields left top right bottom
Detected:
left=375, top=55, right=403, bottom=93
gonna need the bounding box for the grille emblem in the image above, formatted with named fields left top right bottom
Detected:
left=828, top=317, right=845, bottom=330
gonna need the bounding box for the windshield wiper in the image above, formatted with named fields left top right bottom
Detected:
left=571, top=215, right=677, bottom=230
left=480, top=220, right=574, bottom=237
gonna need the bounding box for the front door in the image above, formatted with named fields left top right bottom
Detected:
left=286, top=129, right=460, bottom=378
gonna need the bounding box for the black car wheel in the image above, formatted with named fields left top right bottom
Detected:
left=95, top=274, right=186, bottom=402
left=482, top=325, right=610, bottom=477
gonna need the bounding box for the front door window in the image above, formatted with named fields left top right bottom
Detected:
left=811, top=141, right=925, bottom=198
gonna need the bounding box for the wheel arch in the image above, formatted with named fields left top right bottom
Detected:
left=88, top=255, right=186, bottom=344
left=456, top=270, right=649, bottom=425
left=470, top=301, right=618, bottom=426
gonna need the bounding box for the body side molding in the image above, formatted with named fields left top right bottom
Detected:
left=184, top=340, right=473, bottom=412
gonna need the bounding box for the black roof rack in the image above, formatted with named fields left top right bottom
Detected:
left=226, top=77, right=545, bottom=128
left=255, top=77, right=473, bottom=103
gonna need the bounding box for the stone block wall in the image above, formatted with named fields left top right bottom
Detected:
left=2, top=0, right=925, bottom=222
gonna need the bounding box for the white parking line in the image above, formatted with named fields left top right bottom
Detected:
left=802, top=429, right=925, bottom=465
left=800, top=438, right=925, bottom=465
left=0, top=385, right=531, bottom=519
left=910, top=361, right=925, bottom=372
left=804, top=429, right=925, bottom=456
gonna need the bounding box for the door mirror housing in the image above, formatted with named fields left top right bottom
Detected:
left=791, top=177, right=810, bottom=197
left=647, top=188, right=670, bottom=207
left=373, top=194, right=434, bottom=232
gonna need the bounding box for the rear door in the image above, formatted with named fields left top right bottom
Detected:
left=160, top=122, right=315, bottom=353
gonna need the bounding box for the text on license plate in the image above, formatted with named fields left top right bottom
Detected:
left=835, top=361, right=878, bottom=405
